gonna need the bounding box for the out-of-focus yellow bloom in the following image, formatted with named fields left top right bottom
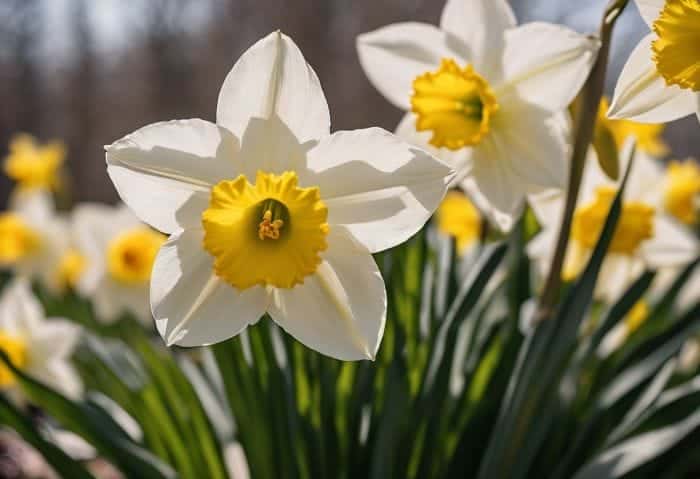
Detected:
left=652, top=0, right=700, bottom=92
left=624, top=300, right=649, bottom=334
left=0, top=213, right=41, bottom=264
left=437, top=190, right=481, bottom=254
left=664, top=160, right=700, bottom=225
left=107, top=228, right=165, bottom=285
left=3, top=134, right=65, bottom=192
left=0, top=331, right=27, bottom=387
left=55, top=249, right=87, bottom=291
left=598, top=98, right=668, bottom=156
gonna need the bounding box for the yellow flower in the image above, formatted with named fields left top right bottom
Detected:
left=55, top=249, right=87, bottom=291
left=437, top=190, right=481, bottom=254
left=3, top=134, right=65, bottom=192
left=107, top=228, right=165, bottom=285
left=664, top=160, right=700, bottom=225
left=652, top=0, right=700, bottom=91
left=624, top=300, right=649, bottom=335
left=597, top=98, right=668, bottom=156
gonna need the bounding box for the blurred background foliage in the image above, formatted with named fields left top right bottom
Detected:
left=0, top=0, right=698, bottom=207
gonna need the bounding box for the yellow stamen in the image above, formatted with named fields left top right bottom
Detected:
left=411, top=59, right=498, bottom=150
left=107, top=228, right=165, bottom=285
left=0, top=213, right=41, bottom=264
left=664, top=160, right=700, bottom=225
left=258, top=210, right=284, bottom=240
left=652, top=0, right=700, bottom=91
left=202, top=171, right=329, bottom=290
left=0, top=332, right=27, bottom=387
left=572, top=186, right=655, bottom=255
left=437, top=191, right=481, bottom=254
left=3, top=134, right=65, bottom=191
left=597, top=98, right=668, bottom=156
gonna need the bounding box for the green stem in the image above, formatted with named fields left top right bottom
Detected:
left=535, top=0, right=630, bottom=322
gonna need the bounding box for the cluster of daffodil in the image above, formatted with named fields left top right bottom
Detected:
left=0, top=0, right=698, bottom=476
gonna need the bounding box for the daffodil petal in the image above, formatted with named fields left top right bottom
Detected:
left=608, top=33, right=696, bottom=123
left=30, top=321, right=81, bottom=361
left=32, top=361, right=83, bottom=400
left=595, top=255, right=645, bottom=302
left=635, top=0, right=665, bottom=27
left=439, top=0, right=516, bottom=81
left=216, top=31, right=330, bottom=143
left=151, top=229, right=268, bottom=347
left=394, top=112, right=473, bottom=185
left=268, top=227, right=386, bottom=361
left=356, top=22, right=461, bottom=110
left=641, top=217, right=699, bottom=268
left=305, top=127, right=453, bottom=253
left=238, top=116, right=309, bottom=178
left=499, top=22, right=600, bottom=111
left=106, top=119, right=239, bottom=234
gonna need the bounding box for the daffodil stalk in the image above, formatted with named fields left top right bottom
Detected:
left=535, top=0, right=630, bottom=322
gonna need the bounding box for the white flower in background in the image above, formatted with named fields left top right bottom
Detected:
left=597, top=300, right=649, bottom=357
left=528, top=141, right=699, bottom=302
left=608, top=0, right=700, bottom=123
left=73, top=203, right=165, bottom=324
left=356, top=0, right=599, bottom=230
left=105, top=31, right=453, bottom=361
left=0, top=278, right=82, bottom=398
left=0, top=192, right=81, bottom=294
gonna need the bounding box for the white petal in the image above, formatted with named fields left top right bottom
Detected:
left=635, top=0, right=664, bottom=27
left=31, top=361, right=83, bottom=400
left=595, top=255, right=644, bottom=302
left=440, top=0, right=516, bottom=80
left=10, top=191, right=54, bottom=224
left=106, top=119, right=239, bottom=234
left=29, top=320, right=81, bottom=362
left=461, top=177, right=515, bottom=232
left=238, top=116, right=309, bottom=177
left=0, top=278, right=45, bottom=334
left=150, top=229, right=268, bottom=347
left=498, top=22, right=600, bottom=111
left=306, top=127, right=453, bottom=253
left=641, top=217, right=699, bottom=268
left=608, top=34, right=696, bottom=123
left=268, top=228, right=386, bottom=361
left=395, top=112, right=473, bottom=184
left=216, top=31, right=330, bottom=143
left=356, top=22, right=462, bottom=110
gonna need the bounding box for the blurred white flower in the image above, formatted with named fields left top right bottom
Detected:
left=0, top=278, right=82, bottom=399
left=105, top=31, right=453, bottom=360
left=608, top=0, right=700, bottom=123
left=528, top=141, right=699, bottom=302
left=0, top=192, right=81, bottom=294
left=73, top=203, right=164, bottom=324
left=357, top=0, right=599, bottom=230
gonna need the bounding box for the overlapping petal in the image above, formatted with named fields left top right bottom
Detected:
left=356, top=23, right=460, bottom=110
left=498, top=22, right=600, bottom=111
left=439, top=0, right=516, bottom=80
left=106, top=119, right=239, bottom=234
left=608, top=34, right=696, bottom=123
left=635, top=0, right=664, bottom=26
left=305, top=127, right=453, bottom=253
left=216, top=31, right=330, bottom=143
left=268, top=228, right=386, bottom=361
left=150, top=229, right=268, bottom=347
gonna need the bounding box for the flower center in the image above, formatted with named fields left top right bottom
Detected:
left=3, top=134, right=65, bottom=191
left=652, top=0, right=700, bottom=91
left=411, top=58, right=498, bottom=150
left=597, top=98, right=668, bottom=156
left=0, top=331, right=27, bottom=387
left=437, top=191, right=481, bottom=254
left=107, top=228, right=165, bottom=285
left=202, top=171, right=329, bottom=290
left=56, top=249, right=87, bottom=290
left=571, top=187, right=655, bottom=255
left=0, top=213, right=41, bottom=264
left=664, top=160, right=700, bottom=225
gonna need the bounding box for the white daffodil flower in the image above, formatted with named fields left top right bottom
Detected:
left=608, top=0, right=700, bottom=123
left=356, top=0, right=600, bottom=231
left=528, top=142, right=699, bottom=302
left=0, top=278, right=82, bottom=399
left=105, top=32, right=453, bottom=361
left=0, top=192, right=79, bottom=294
left=73, top=203, right=165, bottom=324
